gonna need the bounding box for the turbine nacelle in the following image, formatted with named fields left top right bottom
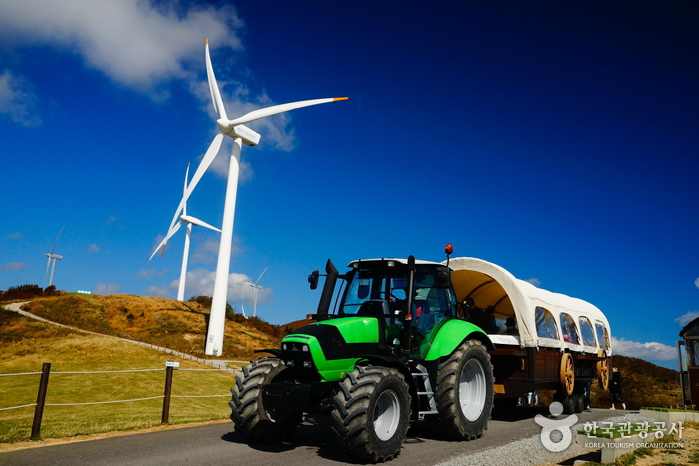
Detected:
left=216, top=122, right=261, bottom=146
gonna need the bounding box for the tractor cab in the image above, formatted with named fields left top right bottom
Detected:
left=337, top=258, right=458, bottom=357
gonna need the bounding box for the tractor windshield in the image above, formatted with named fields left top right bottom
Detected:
left=340, top=265, right=457, bottom=324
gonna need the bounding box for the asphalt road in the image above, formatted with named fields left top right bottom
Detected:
left=0, top=408, right=619, bottom=466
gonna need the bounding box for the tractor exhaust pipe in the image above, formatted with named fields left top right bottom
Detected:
left=316, top=259, right=338, bottom=321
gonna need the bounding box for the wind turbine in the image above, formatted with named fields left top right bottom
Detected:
left=244, top=267, right=268, bottom=318
left=44, top=223, right=66, bottom=288
left=149, top=163, right=221, bottom=301
left=199, top=39, right=347, bottom=355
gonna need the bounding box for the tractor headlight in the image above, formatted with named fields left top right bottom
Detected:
left=282, top=343, right=288, bottom=351
left=302, top=344, right=309, bottom=352
left=303, top=360, right=313, bottom=369
left=285, top=360, right=295, bottom=367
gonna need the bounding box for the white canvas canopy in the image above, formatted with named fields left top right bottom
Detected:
left=446, top=257, right=612, bottom=355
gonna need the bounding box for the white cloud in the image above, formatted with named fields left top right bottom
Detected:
left=0, top=69, right=41, bottom=126
left=93, top=282, right=121, bottom=295
left=0, top=0, right=243, bottom=90
left=190, top=238, right=229, bottom=264
left=675, top=311, right=699, bottom=327
left=145, top=284, right=171, bottom=297
left=0, top=0, right=301, bottom=150
left=611, top=337, right=676, bottom=361
left=0, top=262, right=28, bottom=272
left=6, top=232, right=21, bottom=239
left=695, top=277, right=699, bottom=290
left=174, top=267, right=271, bottom=304
left=526, top=278, right=541, bottom=287
left=88, top=244, right=100, bottom=253
left=136, top=268, right=168, bottom=280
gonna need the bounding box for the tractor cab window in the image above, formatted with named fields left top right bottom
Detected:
left=413, top=273, right=455, bottom=336
left=340, top=267, right=456, bottom=317
left=340, top=270, right=408, bottom=316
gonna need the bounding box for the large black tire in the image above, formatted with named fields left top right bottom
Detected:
left=229, top=358, right=302, bottom=443
left=431, top=339, right=494, bottom=440
left=555, top=391, right=577, bottom=415
left=331, top=366, right=411, bottom=463
left=574, top=390, right=585, bottom=413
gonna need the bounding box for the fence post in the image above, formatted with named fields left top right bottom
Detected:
left=31, top=362, right=51, bottom=439
left=161, top=363, right=175, bottom=424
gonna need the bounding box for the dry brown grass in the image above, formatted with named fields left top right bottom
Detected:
left=0, top=307, right=240, bottom=443
left=20, top=294, right=281, bottom=360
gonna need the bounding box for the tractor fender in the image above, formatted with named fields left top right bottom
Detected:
left=424, top=320, right=494, bottom=361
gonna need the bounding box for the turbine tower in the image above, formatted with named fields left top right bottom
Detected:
left=244, top=267, right=268, bottom=318
left=44, top=223, right=66, bottom=287
left=150, top=163, right=221, bottom=301
left=201, top=39, right=347, bottom=355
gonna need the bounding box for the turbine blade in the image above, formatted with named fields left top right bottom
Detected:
left=225, top=97, right=348, bottom=128
left=205, top=39, right=228, bottom=121
left=44, top=255, right=51, bottom=284
left=255, top=266, right=268, bottom=285
left=180, top=215, right=221, bottom=232
left=167, top=133, right=224, bottom=233
left=148, top=222, right=182, bottom=262
left=183, top=163, right=190, bottom=217
left=50, top=223, right=67, bottom=255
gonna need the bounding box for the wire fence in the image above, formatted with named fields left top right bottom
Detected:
left=0, top=362, right=239, bottom=438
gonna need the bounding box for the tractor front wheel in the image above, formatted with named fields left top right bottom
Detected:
left=229, top=358, right=302, bottom=443
left=331, top=366, right=411, bottom=463
left=431, top=339, right=494, bottom=440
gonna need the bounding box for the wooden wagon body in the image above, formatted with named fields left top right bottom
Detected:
left=447, top=257, right=612, bottom=410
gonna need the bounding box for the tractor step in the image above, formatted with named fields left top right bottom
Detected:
left=412, top=365, right=438, bottom=415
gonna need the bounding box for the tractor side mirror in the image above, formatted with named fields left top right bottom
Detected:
left=436, top=271, right=450, bottom=288
left=308, top=270, right=320, bottom=290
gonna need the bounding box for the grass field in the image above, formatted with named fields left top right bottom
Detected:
left=0, top=307, right=238, bottom=443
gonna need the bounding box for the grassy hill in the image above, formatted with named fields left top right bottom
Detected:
left=18, top=294, right=283, bottom=360
left=535, top=354, right=682, bottom=410
left=589, top=354, right=682, bottom=409
left=0, top=302, right=240, bottom=443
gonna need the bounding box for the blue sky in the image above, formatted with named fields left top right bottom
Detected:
left=1, top=1, right=697, bottom=369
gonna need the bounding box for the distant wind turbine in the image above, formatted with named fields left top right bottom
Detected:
left=244, top=267, right=268, bottom=318
left=241, top=304, right=247, bottom=319
left=149, top=163, right=221, bottom=301
left=196, top=39, right=346, bottom=356
left=44, top=223, right=66, bottom=288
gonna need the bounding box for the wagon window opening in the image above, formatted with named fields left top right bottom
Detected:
left=560, top=313, right=580, bottom=344
left=535, top=307, right=559, bottom=339
left=579, top=317, right=597, bottom=346
left=595, top=321, right=610, bottom=350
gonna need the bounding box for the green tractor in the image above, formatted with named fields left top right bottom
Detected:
left=229, top=247, right=495, bottom=462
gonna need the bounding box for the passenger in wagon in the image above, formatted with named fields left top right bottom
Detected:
left=505, top=317, right=518, bottom=335
left=464, top=298, right=486, bottom=329
left=484, top=306, right=498, bottom=334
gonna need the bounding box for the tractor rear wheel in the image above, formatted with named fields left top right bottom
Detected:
left=229, top=358, right=302, bottom=443
left=431, top=339, right=494, bottom=440
left=331, top=366, right=411, bottom=463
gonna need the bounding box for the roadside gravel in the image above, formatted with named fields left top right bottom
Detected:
left=435, top=411, right=660, bottom=466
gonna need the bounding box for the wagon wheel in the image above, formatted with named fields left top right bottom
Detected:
left=559, top=353, right=575, bottom=396
left=596, top=351, right=610, bottom=390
